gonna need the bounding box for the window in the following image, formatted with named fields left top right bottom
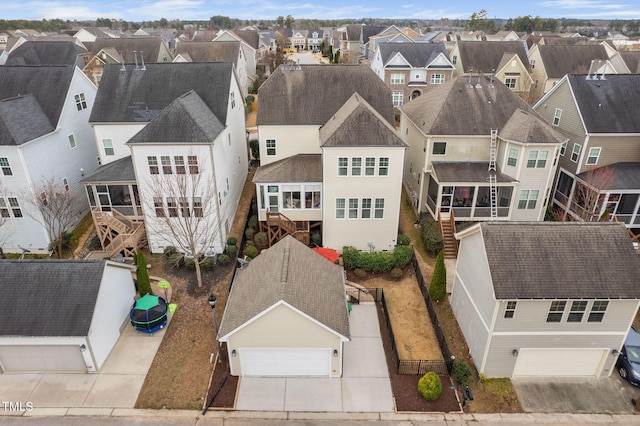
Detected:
left=154, top=197, right=164, bottom=217
left=230, top=92, right=235, bottom=109
left=553, top=108, right=562, bottom=126
left=571, top=143, right=581, bottom=163
left=161, top=156, right=172, bottom=174
left=430, top=74, right=445, bottom=84
left=338, top=157, right=348, bottom=176
left=0, top=199, right=8, bottom=218
left=74, top=93, right=87, bottom=111
left=390, top=73, right=404, bottom=84
left=8, top=198, right=22, bottom=218
left=504, top=78, right=517, bottom=88
left=147, top=156, right=159, bottom=174
left=188, top=156, right=199, bottom=174
left=518, top=189, right=539, bottom=209
left=191, top=197, right=203, bottom=217
left=167, top=197, right=178, bottom=217
left=546, top=301, right=566, bottom=322
left=0, top=157, right=12, bottom=176
left=560, top=140, right=567, bottom=156
left=348, top=198, right=358, bottom=218
left=530, top=59, right=536, bottom=69
left=527, top=150, right=548, bottom=168
left=102, top=139, right=114, bottom=156
left=452, top=55, right=457, bottom=64
left=433, top=142, right=446, bottom=155
left=351, top=157, right=362, bottom=176
left=507, top=148, right=519, bottom=167
left=504, top=301, right=517, bottom=319
left=266, top=139, right=276, bottom=156
left=365, top=157, right=375, bottom=176
left=588, top=300, right=608, bottom=322
left=283, top=186, right=301, bottom=209
left=567, top=300, right=587, bottom=322
left=374, top=198, right=385, bottom=218
left=305, top=185, right=321, bottom=209
left=179, top=198, right=190, bottom=217
left=392, top=92, right=403, bottom=107
left=63, top=178, right=69, bottom=192
left=586, top=147, right=601, bottom=165
left=362, top=198, right=372, bottom=218
left=174, top=156, right=185, bottom=174
left=68, top=134, right=76, bottom=149
left=336, top=198, right=345, bottom=219
left=379, top=157, right=389, bottom=176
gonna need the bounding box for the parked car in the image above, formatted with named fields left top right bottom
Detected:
left=617, top=326, right=640, bottom=386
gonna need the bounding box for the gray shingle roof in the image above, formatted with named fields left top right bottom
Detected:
left=456, top=41, right=531, bottom=73
left=219, top=236, right=350, bottom=339
left=320, top=93, right=406, bottom=148
left=0, top=94, right=54, bottom=146
left=576, top=162, right=640, bottom=191
left=567, top=74, right=640, bottom=133
left=538, top=45, right=609, bottom=78
left=90, top=36, right=167, bottom=63
left=5, top=41, right=87, bottom=66
left=89, top=62, right=233, bottom=124
left=176, top=41, right=240, bottom=63
left=232, top=30, right=259, bottom=49
left=257, top=64, right=394, bottom=127
left=0, top=65, right=74, bottom=128
left=620, top=51, right=640, bottom=73
left=478, top=222, right=640, bottom=300
left=253, top=154, right=322, bottom=183
left=80, top=155, right=136, bottom=183
left=500, top=109, right=567, bottom=145
left=127, top=90, right=225, bottom=144
left=401, top=76, right=542, bottom=137
left=0, top=260, right=107, bottom=336
left=432, top=161, right=515, bottom=183
left=379, top=42, right=449, bottom=68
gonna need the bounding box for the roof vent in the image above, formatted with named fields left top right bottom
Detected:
left=467, top=70, right=473, bottom=88
left=140, top=51, right=146, bottom=71
left=280, top=239, right=291, bottom=283
left=133, top=50, right=139, bottom=70
left=120, top=51, right=126, bottom=71
left=475, top=71, right=483, bottom=88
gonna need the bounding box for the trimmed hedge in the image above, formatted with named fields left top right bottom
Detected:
left=343, top=245, right=414, bottom=273
left=134, top=250, right=152, bottom=296
left=244, top=245, right=258, bottom=258
left=397, top=234, right=411, bottom=246
left=217, top=254, right=231, bottom=266
left=452, top=360, right=473, bottom=388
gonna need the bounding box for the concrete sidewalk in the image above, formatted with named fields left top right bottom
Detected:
left=0, top=319, right=167, bottom=414
left=234, top=304, right=394, bottom=412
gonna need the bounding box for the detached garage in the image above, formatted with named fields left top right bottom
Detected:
left=0, top=259, right=136, bottom=373
left=218, top=236, right=350, bottom=378
left=451, top=222, right=640, bottom=378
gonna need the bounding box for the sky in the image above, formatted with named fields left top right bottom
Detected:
left=2, top=0, right=639, bottom=22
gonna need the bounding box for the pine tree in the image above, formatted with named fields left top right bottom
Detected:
left=429, top=250, right=447, bottom=301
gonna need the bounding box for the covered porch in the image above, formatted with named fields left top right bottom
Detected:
left=423, top=162, right=517, bottom=221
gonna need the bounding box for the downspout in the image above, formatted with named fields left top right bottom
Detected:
left=208, top=139, right=225, bottom=250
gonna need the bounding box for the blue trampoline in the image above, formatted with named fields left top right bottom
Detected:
left=129, top=294, right=168, bottom=333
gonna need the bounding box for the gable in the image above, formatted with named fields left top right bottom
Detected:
left=427, top=52, right=454, bottom=68
left=387, top=52, right=411, bottom=67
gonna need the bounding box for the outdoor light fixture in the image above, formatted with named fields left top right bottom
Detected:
left=231, top=349, right=237, bottom=357
left=333, top=349, right=339, bottom=357
left=612, top=349, right=620, bottom=356
left=512, top=349, right=519, bottom=357
left=80, top=344, right=87, bottom=352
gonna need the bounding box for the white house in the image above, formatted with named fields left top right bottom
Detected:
left=0, top=259, right=136, bottom=372
left=254, top=64, right=405, bottom=252
left=451, top=222, right=640, bottom=378
left=0, top=65, right=99, bottom=254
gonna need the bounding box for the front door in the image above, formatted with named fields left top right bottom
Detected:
left=268, top=195, right=279, bottom=212
left=96, top=185, right=111, bottom=211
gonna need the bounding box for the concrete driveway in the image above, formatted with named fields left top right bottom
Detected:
left=513, top=373, right=639, bottom=414
left=0, top=320, right=167, bottom=415
left=235, top=304, right=394, bottom=412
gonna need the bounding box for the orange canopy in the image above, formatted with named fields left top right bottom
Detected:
left=312, top=247, right=340, bottom=263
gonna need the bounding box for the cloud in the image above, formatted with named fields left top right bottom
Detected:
left=539, top=0, right=626, bottom=10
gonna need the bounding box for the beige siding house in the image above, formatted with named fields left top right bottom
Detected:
left=218, top=236, right=350, bottom=377
left=452, top=222, right=640, bottom=378
left=533, top=74, right=640, bottom=231
left=254, top=64, right=403, bottom=252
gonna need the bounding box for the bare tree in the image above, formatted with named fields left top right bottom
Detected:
left=568, top=166, right=616, bottom=222
left=0, top=184, right=11, bottom=258
left=145, top=167, right=225, bottom=289
left=30, top=178, right=85, bottom=258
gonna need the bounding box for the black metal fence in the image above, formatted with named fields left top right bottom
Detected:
left=228, top=196, right=256, bottom=292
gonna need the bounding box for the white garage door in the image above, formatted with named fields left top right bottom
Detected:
left=240, top=348, right=330, bottom=377
left=0, top=345, right=86, bottom=373
left=513, top=348, right=607, bottom=377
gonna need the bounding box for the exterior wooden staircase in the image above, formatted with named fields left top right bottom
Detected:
left=438, top=209, right=458, bottom=259
left=264, top=211, right=310, bottom=246
left=91, top=208, right=147, bottom=258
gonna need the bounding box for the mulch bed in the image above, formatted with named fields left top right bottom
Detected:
left=203, top=302, right=461, bottom=412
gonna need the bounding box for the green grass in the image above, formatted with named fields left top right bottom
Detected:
left=69, top=212, right=93, bottom=250
left=479, top=377, right=519, bottom=404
